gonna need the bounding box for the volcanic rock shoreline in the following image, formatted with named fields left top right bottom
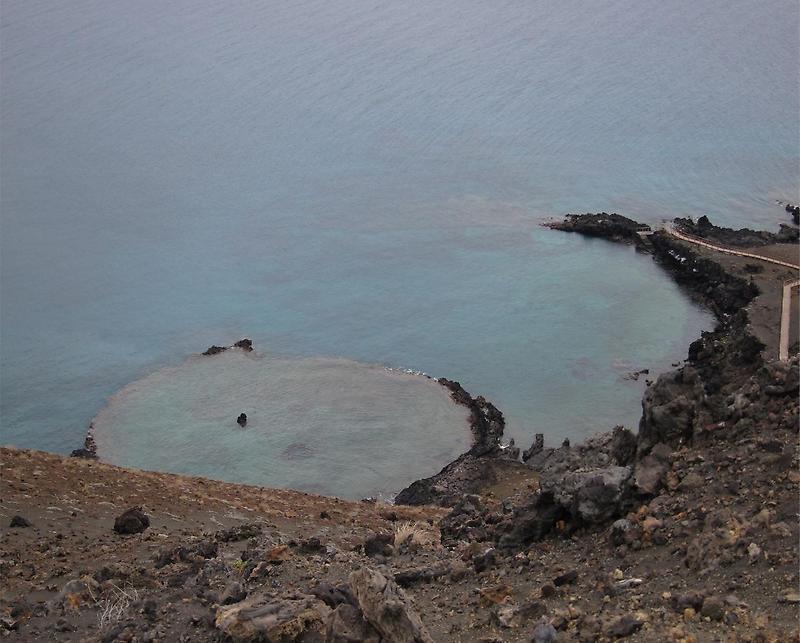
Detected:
left=394, top=212, right=794, bottom=511
left=2, top=212, right=798, bottom=642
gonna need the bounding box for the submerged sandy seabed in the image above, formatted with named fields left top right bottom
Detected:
left=91, top=350, right=471, bottom=499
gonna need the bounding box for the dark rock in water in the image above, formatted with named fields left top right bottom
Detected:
left=236, top=413, right=247, bottom=427
left=113, top=507, right=150, bottom=535
left=546, top=212, right=647, bottom=245
left=202, top=345, right=228, bottom=356
left=233, top=338, right=253, bottom=351
left=675, top=214, right=798, bottom=246
left=9, top=515, right=31, bottom=528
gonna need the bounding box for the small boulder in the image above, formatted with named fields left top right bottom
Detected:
left=700, top=596, right=725, bottom=622
left=363, top=532, right=393, bottom=557
left=327, top=604, right=381, bottom=642
left=9, top=515, right=31, bottom=528
left=606, top=615, right=643, bottom=638
left=113, top=507, right=150, bottom=535
left=348, top=567, right=434, bottom=643
left=237, top=413, right=248, bottom=427
left=221, top=582, right=247, bottom=605
left=531, top=616, right=557, bottom=643
left=234, top=338, right=253, bottom=351
left=215, top=593, right=331, bottom=642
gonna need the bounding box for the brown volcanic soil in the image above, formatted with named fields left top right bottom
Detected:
left=2, top=426, right=798, bottom=643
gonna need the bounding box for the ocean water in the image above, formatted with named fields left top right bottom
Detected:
left=1, top=0, right=796, bottom=495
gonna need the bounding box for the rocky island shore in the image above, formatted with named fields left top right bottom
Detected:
left=2, top=213, right=798, bottom=642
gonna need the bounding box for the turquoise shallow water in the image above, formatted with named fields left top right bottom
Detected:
left=91, top=352, right=471, bottom=499
left=1, top=0, right=796, bottom=495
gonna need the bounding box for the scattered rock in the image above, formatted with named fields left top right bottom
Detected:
left=700, top=596, right=725, bottom=622
left=233, top=338, right=253, bottom=351
left=215, top=593, right=331, bottom=642
left=221, top=582, right=247, bottom=605
left=553, top=570, right=577, bottom=586
left=606, top=615, right=643, bottom=638
left=363, top=532, right=393, bottom=557
left=479, top=584, right=513, bottom=606
left=113, top=507, right=150, bottom=535
left=348, top=567, right=434, bottom=643
left=531, top=616, right=557, bottom=643
left=327, top=603, right=381, bottom=642
left=9, top=515, right=31, bottom=528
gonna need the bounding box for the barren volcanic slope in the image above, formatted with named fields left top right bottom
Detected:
left=1, top=215, right=798, bottom=643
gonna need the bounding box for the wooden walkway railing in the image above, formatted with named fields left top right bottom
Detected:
left=667, top=226, right=799, bottom=361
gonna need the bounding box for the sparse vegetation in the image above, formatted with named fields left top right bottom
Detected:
left=393, top=520, right=440, bottom=550
left=93, top=582, right=139, bottom=630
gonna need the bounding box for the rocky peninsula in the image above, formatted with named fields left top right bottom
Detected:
left=1, top=213, right=798, bottom=642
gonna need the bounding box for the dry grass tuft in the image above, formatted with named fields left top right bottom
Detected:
left=393, top=521, right=440, bottom=550
left=94, top=582, right=139, bottom=630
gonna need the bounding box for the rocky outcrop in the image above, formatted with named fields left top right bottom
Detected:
left=203, top=338, right=255, bottom=356
left=436, top=378, right=504, bottom=455
left=70, top=428, right=97, bottom=459
left=395, top=380, right=505, bottom=506
left=215, top=568, right=433, bottom=642
left=649, top=232, right=760, bottom=317
left=545, top=212, right=648, bottom=244
left=674, top=215, right=798, bottom=246
left=348, top=568, right=434, bottom=643
left=393, top=452, right=501, bottom=507
left=234, top=338, right=254, bottom=351
left=786, top=203, right=800, bottom=225
left=202, top=345, right=228, bottom=356
left=214, top=593, right=331, bottom=642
